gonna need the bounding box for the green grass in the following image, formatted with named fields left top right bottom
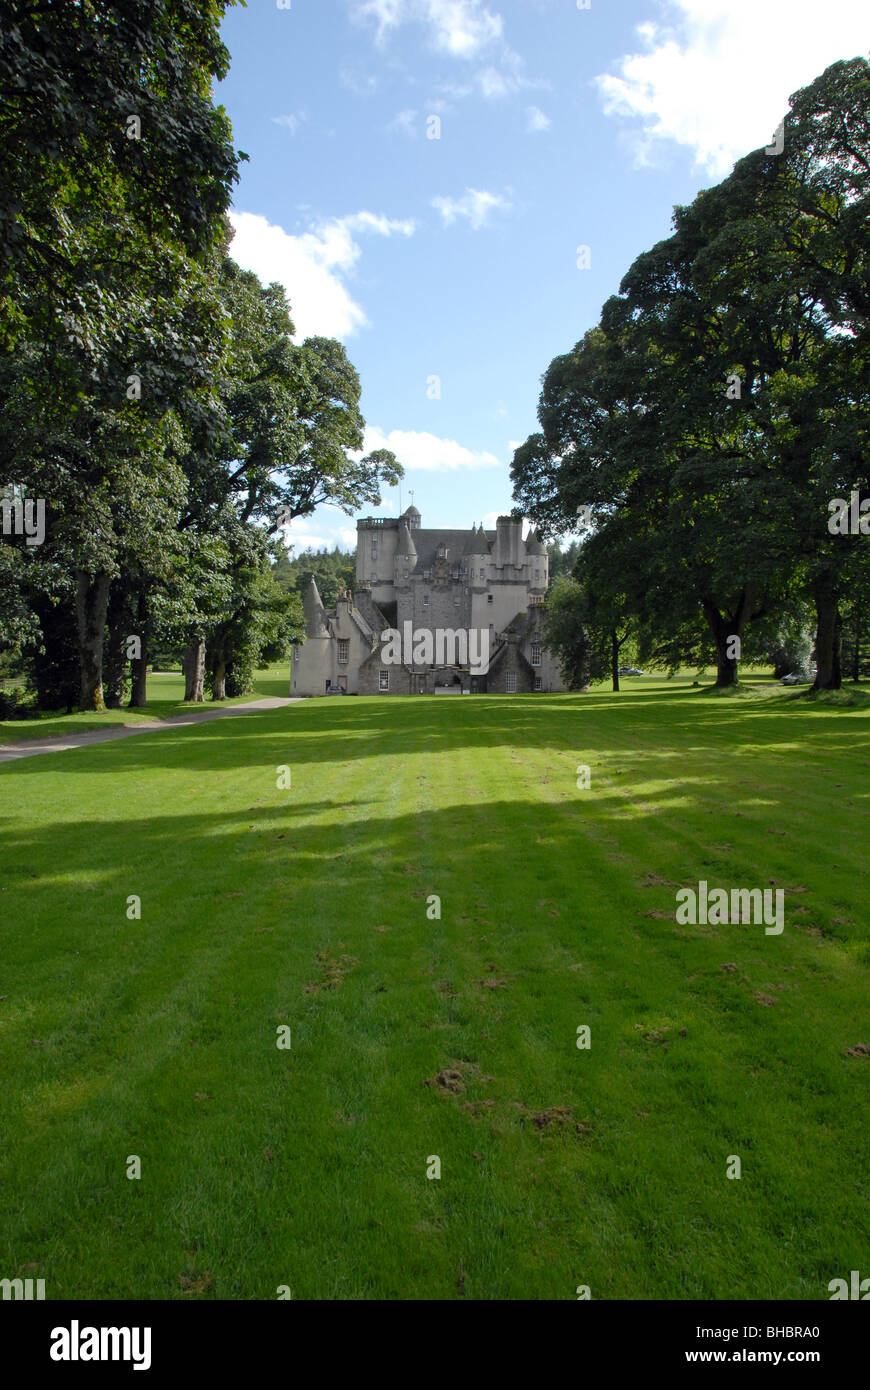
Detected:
left=1, top=674, right=868, bottom=1299
left=0, top=663, right=291, bottom=743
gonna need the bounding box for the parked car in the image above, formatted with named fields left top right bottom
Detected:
left=618, top=666, right=645, bottom=676
left=780, top=673, right=804, bottom=685
left=325, top=687, right=346, bottom=695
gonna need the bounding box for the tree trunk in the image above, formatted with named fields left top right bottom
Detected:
left=129, top=637, right=148, bottom=708
left=127, top=587, right=150, bottom=708
left=75, top=569, right=110, bottom=711
left=812, top=573, right=842, bottom=691
left=183, top=635, right=205, bottom=702
left=610, top=629, right=620, bottom=691
left=852, top=610, right=860, bottom=682
left=212, top=657, right=227, bottom=701
left=103, top=584, right=128, bottom=708
left=701, top=601, right=738, bottom=687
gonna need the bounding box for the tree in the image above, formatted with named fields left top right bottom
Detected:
left=0, top=0, right=241, bottom=352
left=539, top=578, right=594, bottom=691
left=513, top=58, right=870, bottom=691
left=274, top=545, right=357, bottom=610
left=204, top=525, right=303, bottom=700
left=0, top=0, right=242, bottom=709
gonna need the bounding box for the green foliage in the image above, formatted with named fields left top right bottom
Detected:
left=0, top=23, right=388, bottom=716
left=273, top=545, right=356, bottom=610
left=512, top=57, right=870, bottom=692
left=539, top=578, right=593, bottom=689
left=204, top=528, right=304, bottom=698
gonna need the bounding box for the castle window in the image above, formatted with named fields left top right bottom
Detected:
left=506, top=672, right=517, bottom=693
left=487, top=594, right=493, bottom=604
left=379, top=669, right=390, bottom=692
left=454, top=594, right=460, bottom=606
left=338, top=639, right=349, bottom=664
left=531, top=643, right=542, bottom=667
left=423, top=594, right=429, bottom=607
left=534, top=676, right=543, bottom=692
left=370, top=571, right=377, bottom=583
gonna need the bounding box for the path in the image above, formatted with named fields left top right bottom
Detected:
left=0, top=697, right=301, bottom=764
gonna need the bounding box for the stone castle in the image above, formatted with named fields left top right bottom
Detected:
left=290, top=507, right=566, bottom=696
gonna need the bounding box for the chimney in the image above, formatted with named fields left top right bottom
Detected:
left=495, top=515, right=522, bottom=568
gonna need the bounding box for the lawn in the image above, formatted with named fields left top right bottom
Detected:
left=0, top=663, right=292, bottom=744
left=1, top=675, right=868, bottom=1299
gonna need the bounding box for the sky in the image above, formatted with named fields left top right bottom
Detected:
left=216, top=0, right=869, bottom=554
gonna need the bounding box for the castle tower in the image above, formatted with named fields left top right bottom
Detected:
left=303, top=576, right=329, bottom=637
left=465, top=525, right=490, bottom=589
left=525, top=528, right=548, bottom=593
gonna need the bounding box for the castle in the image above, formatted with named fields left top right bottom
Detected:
left=290, top=507, right=566, bottom=696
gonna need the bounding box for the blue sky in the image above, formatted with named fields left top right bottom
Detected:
left=216, top=0, right=867, bottom=552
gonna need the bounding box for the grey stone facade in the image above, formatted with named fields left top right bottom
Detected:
left=290, top=508, right=566, bottom=696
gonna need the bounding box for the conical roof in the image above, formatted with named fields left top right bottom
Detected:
left=303, top=576, right=329, bottom=637
left=525, top=528, right=546, bottom=556
left=396, top=520, right=417, bottom=556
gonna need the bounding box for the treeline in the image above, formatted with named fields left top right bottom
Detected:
left=273, top=547, right=357, bottom=613
left=0, top=1, right=399, bottom=712
left=514, top=59, right=870, bottom=691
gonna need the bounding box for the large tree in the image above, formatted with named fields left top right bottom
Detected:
left=513, top=58, right=870, bottom=691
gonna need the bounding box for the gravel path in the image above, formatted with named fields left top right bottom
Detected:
left=0, top=697, right=301, bottom=764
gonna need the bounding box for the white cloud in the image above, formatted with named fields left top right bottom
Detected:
left=229, top=209, right=415, bottom=342
left=350, top=1, right=545, bottom=111
left=340, top=66, right=379, bottom=95
left=272, top=112, right=306, bottom=135
left=362, top=425, right=501, bottom=471
left=478, top=66, right=508, bottom=99
left=280, top=518, right=330, bottom=551
left=388, top=108, right=419, bottom=137
left=525, top=104, right=550, bottom=133
left=596, top=0, right=870, bottom=177
left=430, top=53, right=545, bottom=106
left=431, top=187, right=512, bottom=230
left=351, top=0, right=503, bottom=59
left=279, top=516, right=361, bottom=553
left=481, top=509, right=512, bottom=529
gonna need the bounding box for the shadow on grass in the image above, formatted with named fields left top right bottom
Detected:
left=2, top=683, right=869, bottom=783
